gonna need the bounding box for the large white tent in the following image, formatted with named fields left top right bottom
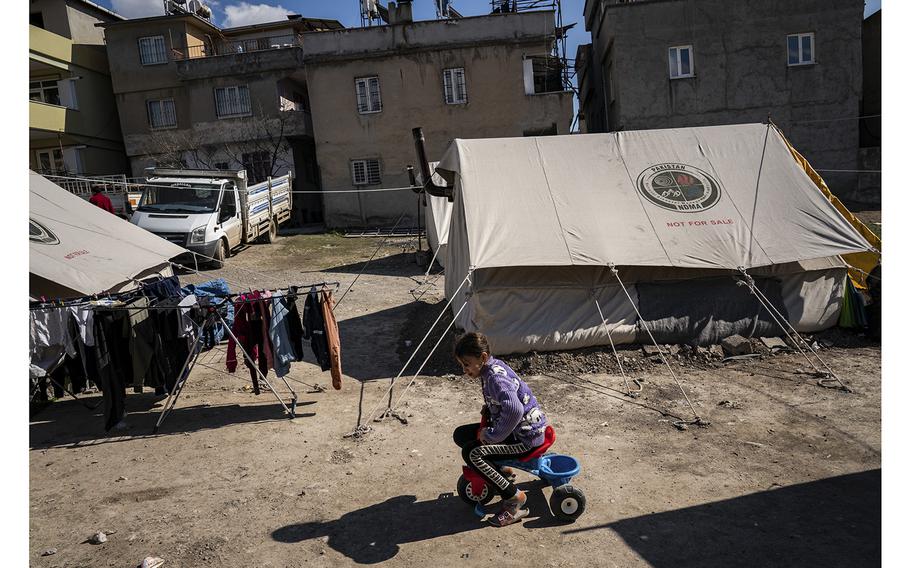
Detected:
left=29, top=170, right=186, bottom=299
left=434, top=123, right=874, bottom=354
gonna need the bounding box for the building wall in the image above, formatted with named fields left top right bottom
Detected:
left=305, top=13, right=574, bottom=228
left=29, top=2, right=128, bottom=176
left=861, top=10, right=881, bottom=148
left=585, top=0, right=864, bottom=198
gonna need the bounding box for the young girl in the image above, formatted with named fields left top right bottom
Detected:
left=452, top=332, right=549, bottom=527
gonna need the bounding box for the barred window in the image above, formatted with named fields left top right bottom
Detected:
left=214, top=85, right=252, bottom=118
left=443, top=67, right=467, bottom=104
left=351, top=159, right=381, bottom=185
left=138, top=36, right=168, bottom=65
left=147, top=98, right=177, bottom=129
left=354, top=76, right=382, bottom=114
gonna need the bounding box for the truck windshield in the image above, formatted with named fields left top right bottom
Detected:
left=137, top=184, right=222, bottom=214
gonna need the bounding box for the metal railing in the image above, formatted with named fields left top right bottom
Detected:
left=42, top=173, right=139, bottom=216
left=181, top=34, right=302, bottom=60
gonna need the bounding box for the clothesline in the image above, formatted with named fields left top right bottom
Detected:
left=29, top=281, right=341, bottom=311
left=42, top=173, right=417, bottom=194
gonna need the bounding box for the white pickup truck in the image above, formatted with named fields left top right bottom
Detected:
left=130, top=168, right=292, bottom=267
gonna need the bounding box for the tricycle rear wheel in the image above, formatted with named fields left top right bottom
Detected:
left=457, top=474, right=493, bottom=506
left=550, top=484, right=586, bottom=522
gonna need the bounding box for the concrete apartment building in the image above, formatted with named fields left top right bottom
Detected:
left=303, top=3, right=574, bottom=227
left=29, top=0, right=129, bottom=176
left=98, top=9, right=342, bottom=224
left=578, top=0, right=865, bottom=200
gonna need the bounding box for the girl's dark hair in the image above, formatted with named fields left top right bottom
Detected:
left=454, top=332, right=491, bottom=359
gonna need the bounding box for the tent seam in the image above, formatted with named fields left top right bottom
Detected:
left=614, top=133, right=675, bottom=266
left=691, top=127, right=775, bottom=266
left=534, top=138, right=575, bottom=265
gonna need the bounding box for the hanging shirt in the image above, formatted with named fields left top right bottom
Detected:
left=320, top=289, right=343, bottom=390
left=302, top=289, right=330, bottom=372
left=269, top=291, right=295, bottom=378
left=177, top=294, right=198, bottom=338
left=69, top=306, right=95, bottom=347
left=227, top=291, right=274, bottom=394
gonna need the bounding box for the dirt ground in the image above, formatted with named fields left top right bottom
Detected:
left=29, top=234, right=881, bottom=567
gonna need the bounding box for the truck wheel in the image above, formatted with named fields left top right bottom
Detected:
left=264, top=218, right=278, bottom=244
left=211, top=239, right=228, bottom=268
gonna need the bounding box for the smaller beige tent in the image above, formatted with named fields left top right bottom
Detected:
left=29, top=170, right=187, bottom=299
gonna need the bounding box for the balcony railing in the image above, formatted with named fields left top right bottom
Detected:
left=178, top=34, right=302, bottom=60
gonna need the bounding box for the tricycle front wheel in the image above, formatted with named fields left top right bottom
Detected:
left=457, top=474, right=494, bottom=506
left=550, top=484, right=586, bottom=522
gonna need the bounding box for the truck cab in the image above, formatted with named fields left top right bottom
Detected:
left=131, top=171, right=244, bottom=266
left=130, top=167, right=293, bottom=267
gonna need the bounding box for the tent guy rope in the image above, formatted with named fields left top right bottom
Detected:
left=592, top=293, right=640, bottom=397
left=608, top=264, right=707, bottom=428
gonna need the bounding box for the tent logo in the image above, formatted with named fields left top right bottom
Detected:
left=637, top=164, right=721, bottom=212
left=30, top=219, right=59, bottom=245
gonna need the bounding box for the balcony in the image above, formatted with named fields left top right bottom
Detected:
left=175, top=34, right=304, bottom=80
left=29, top=100, right=69, bottom=134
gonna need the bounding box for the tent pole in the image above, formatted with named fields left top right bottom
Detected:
left=154, top=324, right=207, bottom=433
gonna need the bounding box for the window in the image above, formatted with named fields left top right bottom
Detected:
left=36, top=149, right=65, bottom=174
left=443, top=68, right=467, bottom=104
left=242, top=151, right=271, bottom=184
left=214, top=85, right=252, bottom=118
left=354, top=77, right=382, bottom=114
left=29, top=80, right=60, bottom=105
left=147, top=98, right=177, bottom=129
left=30, top=12, right=44, bottom=29
left=351, top=159, right=381, bottom=185
left=788, top=33, right=815, bottom=66
left=668, top=45, right=694, bottom=79
left=138, top=36, right=168, bottom=65
left=523, top=56, right=564, bottom=94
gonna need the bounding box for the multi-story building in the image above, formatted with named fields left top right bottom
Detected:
left=303, top=2, right=574, bottom=227
left=29, top=0, right=128, bottom=176
left=578, top=0, right=864, bottom=199
left=98, top=8, right=342, bottom=224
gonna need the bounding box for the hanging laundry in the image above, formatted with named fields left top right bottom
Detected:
left=141, top=275, right=183, bottom=301
left=321, top=289, right=343, bottom=390
left=227, top=291, right=273, bottom=394
left=182, top=279, right=233, bottom=347
left=93, top=304, right=134, bottom=431
left=127, top=296, right=157, bottom=393
left=177, top=294, right=199, bottom=338
left=269, top=290, right=306, bottom=378
left=302, top=289, right=331, bottom=372
left=29, top=307, right=74, bottom=377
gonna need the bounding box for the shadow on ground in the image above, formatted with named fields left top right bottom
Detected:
left=271, top=481, right=569, bottom=564
left=323, top=252, right=425, bottom=278
left=565, top=469, right=881, bottom=568
left=29, top=394, right=316, bottom=449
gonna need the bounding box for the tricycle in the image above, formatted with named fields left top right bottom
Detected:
left=456, top=425, right=587, bottom=522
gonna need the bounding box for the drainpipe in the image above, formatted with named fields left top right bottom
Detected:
left=411, top=127, right=453, bottom=201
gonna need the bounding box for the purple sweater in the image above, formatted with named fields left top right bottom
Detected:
left=480, top=358, right=548, bottom=447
